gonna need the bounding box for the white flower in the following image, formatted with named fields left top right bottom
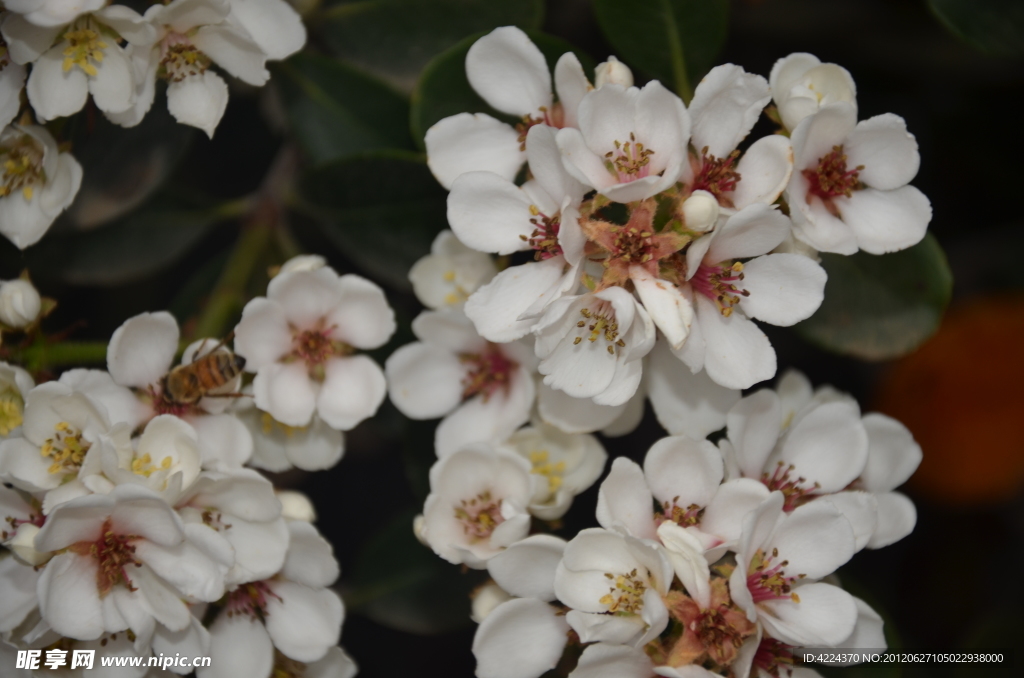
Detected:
left=0, top=34, right=27, bottom=129
left=729, top=492, right=858, bottom=647
left=470, top=581, right=513, bottom=623
left=486, top=534, right=565, bottom=602
left=499, top=422, right=606, bottom=520
left=535, top=378, right=644, bottom=437
left=222, top=0, right=306, bottom=61
left=472, top=597, right=570, bottom=678
left=787, top=102, right=931, bottom=254
left=276, top=489, right=316, bottom=522
left=2, top=0, right=105, bottom=28
left=0, top=123, right=82, bottom=249
left=421, top=447, right=533, bottom=568
left=671, top=204, right=826, bottom=390
left=855, top=413, right=921, bottom=549
left=534, top=286, right=655, bottom=406
left=0, top=278, right=41, bottom=327
left=770, top=53, right=857, bottom=132
left=235, top=394, right=344, bottom=473
left=425, top=26, right=592, bottom=189
left=683, top=64, right=792, bottom=212
left=554, top=527, right=672, bottom=647
left=6, top=7, right=154, bottom=123
left=556, top=80, right=690, bottom=203
left=386, top=310, right=535, bottom=457
left=235, top=267, right=395, bottom=431
left=453, top=124, right=586, bottom=342
left=201, top=521, right=342, bottom=677
left=408, top=230, right=497, bottom=311
left=595, top=56, right=632, bottom=88
left=34, top=483, right=230, bottom=641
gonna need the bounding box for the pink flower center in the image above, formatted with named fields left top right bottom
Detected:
left=803, top=145, right=863, bottom=212
left=691, top=147, right=741, bottom=203
left=746, top=547, right=804, bottom=604
left=604, top=132, right=654, bottom=183
left=690, top=261, right=749, bottom=317
left=519, top=207, right=563, bottom=260
left=288, top=321, right=353, bottom=379
left=459, top=345, right=517, bottom=401
left=226, top=580, right=283, bottom=619
left=515, top=104, right=565, bottom=149
left=753, top=638, right=797, bottom=678
left=761, top=462, right=821, bottom=512
left=69, top=519, right=142, bottom=595
left=454, top=491, right=504, bottom=542
left=159, top=33, right=211, bottom=82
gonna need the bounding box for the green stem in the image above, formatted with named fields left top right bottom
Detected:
left=190, top=219, right=272, bottom=341
left=16, top=340, right=109, bottom=372
left=662, top=0, right=693, bottom=104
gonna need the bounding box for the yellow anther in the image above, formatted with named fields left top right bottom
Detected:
left=442, top=270, right=456, bottom=282
left=61, top=22, right=107, bottom=78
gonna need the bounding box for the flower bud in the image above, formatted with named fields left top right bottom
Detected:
left=413, top=513, right=429, bottom=546
left=0, top=279, right=41, bottom=328
left=8, top=523, right=51, bottom=567
left=681, top=190, right=720, bottom=233
left=279, top=254, right=327, bottom=275
left=277, top=489, right=317, bottom=522
left=470, top=582, right=513, bottom=623
left=595, top=56, right=633, bottom=88
left=776, top=61, right=856, bottom=131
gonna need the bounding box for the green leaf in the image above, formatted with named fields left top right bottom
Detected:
left=319, top=0, right=544, bottom=93
left=795, top=234, right=953, bottom=361
left=344, top=509, right=483, bottom=634
left=592, top=0, right=729, bottom=101
left=928, top=0, right=1024, bottom=56
left=410, top=30, right=596, bottom=150
left=274, top=52, right=415, bottom=165
left=28, top=198, right=227, bottom=287
left=64, top=103, right=194, bottom=229
left=297, top=150, right=448, bottom=289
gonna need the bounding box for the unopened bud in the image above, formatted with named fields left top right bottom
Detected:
left=413, top=513, right=429, bottom=546
left=9, top=523, right=51, bottom=567
left=778, top=62, right=856, bottom=131
left=595, top=56, right=633, bottom=88
left=681, top=190, right=720, bottom=233
left=0, top=279, right=41, bottom=328
left=279, top=254, right=327, bottom=276
left=277, top=490, right=317, bottom=522
left=470, top=581, right=513, bottom=623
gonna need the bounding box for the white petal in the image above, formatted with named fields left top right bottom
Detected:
left=486, top=535, right=566, bottom=602
left=689, top=64, right=770, bottom=158
left=264, top=582, right=343, bottom=663
left=107, top=312, right=178, bottom=389
left=317, top=355, right=387, bottom=431
left=193, top=24, right=268, bottom=86
left=201, top=613, right=273, bottom=678
left=282, top=520, right=339, bottom=589
left=37, top=553, right=105, bottom=640
left=860, top=413, right=921, bottom=492
left=473, top=598, right=569, bottom=678
left=412, top=307, right=487, bottom=352
left=167, top=71, right=229, bottom=139
left=696, top=296, right=776, bottom=390
left=191, top=412, right=253, bottom=468
left=448, top=171, right=535, bottom=254
left=732, top=134, right=794, bottom=209
left=835, top=596, right=886, bottom=652
left=569, top=643, right=653, bottom=678
left=465, top=258, right=568, bottom=342
left=759, top=582, right=857, bottom=647
left=845, top=113, right=919, bottom=190
left=790, top=102, right=856, bottom=170
left=643, top=435, right=723, bottom=507
left=566, top=611, right=646, bottom=646
left=26, top=47, right=90, bottom=121
left=553, top=52, right=590, bottom=128
left=466, top=26, right=551, bottom=117
left=778, top=401, right=868, bottom=492
left=89, top=43, right=135, bottom=115
left=227, top=0, right=306, bottom=60
left=822, top=491, right=878, bottom=552
left=222, top=517, right=289, bottom=586
left=2, top=14, right=64, bottom=63
left=536, top=381, right=626, bottom=434
left=700, top=478, right=772, bottom=544
left=631, top=268, right=691, bottom=349
left=556, top=126, right=617, bottom=190
left=426, top=113, right=524, bottom=190
left=595, top=457, right=657, bottom=539
left=867, top=491, right=916, bottom=549
left=253, top=361, right=317, bottom=427
left=646, top=339, right=739, bottom=439
left=738, top=253, right=826, bottom=327
left=706, top=203, right=790, bottom=263
left=527, top=123, right=586, bottom=205
left=266, top=267, right=343, bottom=329
left=234, top=297, right=292, bottom=369
left=385, top=342, right=464, bottom=419
left=839, top=186, right=931, bottom=255
left=657, top=521, right=711, bottom=609
left=328, top=274, right=396, bottom=349
left=0, top=556, right=41, bottom=632
left=773, top=500, right=855, bottom=578
left=434, top=366, right=533, bottom=457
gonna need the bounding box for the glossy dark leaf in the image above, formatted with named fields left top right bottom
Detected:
left=928, top=0, right=1024, bottom=56
left=319, top=0, right=544, bottom=93
left=795, top=234, right=953, bottom=361
left=298, top=150, right=448, bottom=289
left=274, top=52, right=414, bottom=165
left=410, top=30, right=595, bottom=149
left=592, top=0, right=729, bottom=99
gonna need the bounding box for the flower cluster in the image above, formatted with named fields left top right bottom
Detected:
left=442, top=371, right=919, bottom=678
left=409, top=28, right=928, bottom=678
left=425, top=28, right=931, bottom=406
left=0, top=257, right=388, bottom=677
left=0, top=0, right=306, bottom=248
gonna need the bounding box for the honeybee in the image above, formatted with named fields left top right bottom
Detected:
left=161, top=339, right=246, bottom=406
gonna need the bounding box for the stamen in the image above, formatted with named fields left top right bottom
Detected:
left=454, top=491, right=504, bottom=542
left=690, top=261, right=749, bottom=316
left=61, top=19, right=108, bottom=78
left=226, top=581, right=283, bottom=620
left=575, top=305, right=626, bottom=355
left=746, top=548, right=805, bottom=604
left=528, top=449, right=566, bottom=495
left=691, top=147, right=741, bottom=203
left=514, top=104, right=565, bottom=149
left=68, top=519, right=142, bottom=595
left=598, top=567, right=647, bottom=613
left=761, top=462, right=821, bottom=511
left=519, top=205, right=563, bottom=260
left=41, top=421, right=91, bottom=475
left=459, top=345, right=517, bottom=401
left=160, top=33, right=212, bottom=82
left=0, top=134, right=46, bottom=202
left=604, top=132, right=654, bottom=182
left=803, top=145, right=863, bottom=216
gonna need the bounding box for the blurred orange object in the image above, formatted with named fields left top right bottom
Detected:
left=874, top=296, right=1024, bottom=506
